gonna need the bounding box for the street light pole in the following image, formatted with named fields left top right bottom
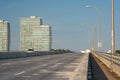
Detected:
left=97, top=8, right=102, bottom=52
left=112, top=0, right=115, bottom=55
left=82, top=24, right=96, bottom=50
left=111, top=0, right=115, bottom=71
left=85, top=5, right=102, bottom=52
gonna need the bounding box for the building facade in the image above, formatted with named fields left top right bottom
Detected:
left=0, top=20, right=10, bottom=52
left=20, top=16, right=51, bottom=51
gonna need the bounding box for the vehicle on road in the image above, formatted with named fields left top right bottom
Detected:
left=28, top=48, right=34, bottom=53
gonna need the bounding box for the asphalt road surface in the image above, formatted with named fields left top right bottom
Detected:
left=0, top=53, right=85, bottom=80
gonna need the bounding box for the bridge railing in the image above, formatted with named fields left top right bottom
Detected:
left=91, top=51, right=120, bottom=77
left=101, top=53, right=120, bottom=66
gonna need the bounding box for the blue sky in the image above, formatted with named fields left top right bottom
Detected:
left=0, top=0, right=120, bottom=51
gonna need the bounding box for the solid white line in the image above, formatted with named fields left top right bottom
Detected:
left=14, top=71, right=26, bottom=76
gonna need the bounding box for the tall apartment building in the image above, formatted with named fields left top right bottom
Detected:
left=20, top=16, right=51, bottom=51
left=0, top=20, right=10, bottom=52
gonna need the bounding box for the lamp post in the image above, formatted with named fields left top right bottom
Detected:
left=111, top=0, right=115, bottom=71
left=111, top=0, right=115, bottom=56
left=90, top=26, right=96, bottom=51
left=81, top=24, right=96, bottom=51
left=85, top=5, right=102, bottom=52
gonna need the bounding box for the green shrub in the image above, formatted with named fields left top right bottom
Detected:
left=115, top=50, right=120, bottom=54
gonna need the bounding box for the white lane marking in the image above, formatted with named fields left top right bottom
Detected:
left=54, top=71, right=72, bottom=77
left=1, top=63, right=11, bottom=66
left=32, top=73, right=39, bottom=76
left=50, top=63, right=63, bottom=68
left=14, top=71, right=26, bottom=76
left=22, top=76, right=32, bottom=78
left=40, top=69, right=52, bottom=73
left=39, top=70, right=52, bottom=73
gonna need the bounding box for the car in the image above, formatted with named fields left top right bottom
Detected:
left=28, top=48, right=34, bottom=53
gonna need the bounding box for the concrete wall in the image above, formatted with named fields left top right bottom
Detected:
left=0, top=51, right=60, bottom=60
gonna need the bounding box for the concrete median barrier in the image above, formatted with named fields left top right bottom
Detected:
left=0, top=51, right=56, bottom=60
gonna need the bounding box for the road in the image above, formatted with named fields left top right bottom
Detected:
left=0, top=53, right=86, bottom=80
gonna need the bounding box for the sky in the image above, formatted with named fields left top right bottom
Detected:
left=0, top=0, right=120, bottom=52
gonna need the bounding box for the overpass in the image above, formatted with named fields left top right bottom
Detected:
left=0, top=52, right=120, bottom=80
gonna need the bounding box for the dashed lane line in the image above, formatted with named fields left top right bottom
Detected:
left=14, top=71, right=26, bottom=76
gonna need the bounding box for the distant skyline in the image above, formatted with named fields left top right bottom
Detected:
left=0, top=0, right=120, bottom=52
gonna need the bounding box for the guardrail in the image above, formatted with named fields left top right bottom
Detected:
left=91, top=51, right=120, bottom=77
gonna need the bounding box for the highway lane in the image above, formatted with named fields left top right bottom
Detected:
left=0, top=53, right=86, bottom=80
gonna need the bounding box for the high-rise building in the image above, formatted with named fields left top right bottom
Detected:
left=0, top=20, right=10, bottom=52
left=20, top=16, right=51, bottom=51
